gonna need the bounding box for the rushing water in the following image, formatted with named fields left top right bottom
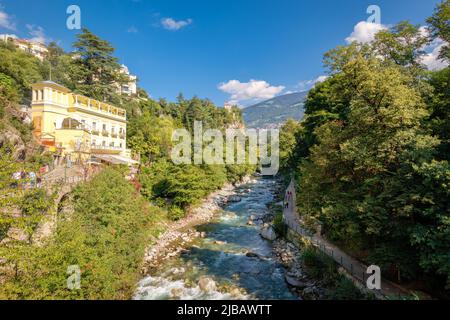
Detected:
left=134, top=178, right=297, bottom=300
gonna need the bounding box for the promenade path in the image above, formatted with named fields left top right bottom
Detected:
left=283, top=180, right=411, bottom=299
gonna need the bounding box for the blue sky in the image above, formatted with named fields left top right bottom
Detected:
left=0, top=0, right=444, bottom=106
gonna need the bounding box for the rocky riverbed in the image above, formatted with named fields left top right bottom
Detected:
left=135, top=177, right=328, bottom=300
left=141, top=176, right=255, bottom=274
left=272, top=239, right=328, bottom=300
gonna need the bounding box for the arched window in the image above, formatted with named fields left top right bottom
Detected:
left=61, top=118, right=81, bottom=129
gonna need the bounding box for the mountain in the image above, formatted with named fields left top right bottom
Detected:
left=242, top=91, right=307, bottom=129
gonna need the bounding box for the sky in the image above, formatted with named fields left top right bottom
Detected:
left=0, top=0, right=446, bottom=107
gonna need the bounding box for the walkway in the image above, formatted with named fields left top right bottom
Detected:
left=283, top=180, right=410, bottom=299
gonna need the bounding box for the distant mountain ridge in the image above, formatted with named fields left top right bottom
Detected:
left=242, top=91, right=307, bottom=129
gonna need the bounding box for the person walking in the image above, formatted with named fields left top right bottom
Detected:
left=36, top=174, right=42, bottom=188
left=29, top=171, right=37, bottom=188
left=12, top=171, right=21, bottom=188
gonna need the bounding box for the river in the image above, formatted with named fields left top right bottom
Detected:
left=133, top=178, right=297, bottom=300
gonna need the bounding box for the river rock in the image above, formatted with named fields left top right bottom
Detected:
left=198, top=277, right=217, bottom=293
left=171, top=267, right=185, bottom=275
left=170, top=287, right=184, bottom=299
left=285, top=275, right=307, bottom=289
left=7, top=227, right=29, bottom=242
left=245, top=252, right=260, bottom=258
left=230, top=288, right=242, bottom=298
left=260, top=226, right=277, bottom=241
left=228, top=195, right=242, bottom=203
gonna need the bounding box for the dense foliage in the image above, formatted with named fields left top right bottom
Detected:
left=279, top=2, right=450, bottom=295
left=0, top=168, right=167, bottom=299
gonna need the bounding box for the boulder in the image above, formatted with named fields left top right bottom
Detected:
left=228, top=196, right=242, bottom=203
left=285, top=275, right=307, bottom=289
left=260, top=226, right=277, bottom=241
left=245, top=252, right=260, bottom=258
left=170, top=287, right=184, bottom=299
left=198, top=277, right=217, bottom=293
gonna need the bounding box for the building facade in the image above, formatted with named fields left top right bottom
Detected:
left=31, top=81, right=136, bottom=164
left=117, top=64, right=137, bottom=96
left=0, top=34, right=48, bottom=61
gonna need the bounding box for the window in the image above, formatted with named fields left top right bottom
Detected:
left=92, top=122, right=97, bottom=130
left=111, top=126, right=115, bottom=134
left=102, top=141, right=106, bottom=147
left=91, top=139, right=96, bottom=146
left=102, top=124, right=107, bottom=130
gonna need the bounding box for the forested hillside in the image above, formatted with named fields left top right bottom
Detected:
left=279, top=2, right=449, bottom=297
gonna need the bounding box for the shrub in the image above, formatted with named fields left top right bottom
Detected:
left=301, top=246, right=339, bottom=285
left=0, top=168, right=168, bottom=299
left=168, top=205, right=185, bottom=221
left=326, top=276, right=365, bottom=300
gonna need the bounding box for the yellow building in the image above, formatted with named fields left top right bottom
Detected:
left=31, top=81, right=137, bottom=165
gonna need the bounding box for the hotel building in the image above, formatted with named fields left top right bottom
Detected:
left=31, top=81, right=137, bottom=165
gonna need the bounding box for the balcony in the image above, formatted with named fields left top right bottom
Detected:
left=90, top=145, right=123, bottom=155
left=92, top=130, right=100, bottom=136
left=69, top=95, right=127, bottom=122
left=101, top=130, right=110, bottom=137
left=111, top=133, right=118, bottom=138
left=119, top=133, right=126, bottom=139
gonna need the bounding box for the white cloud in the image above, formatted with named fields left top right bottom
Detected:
left=415, top=26, right=449, bottom=71
left=127, top=26, right=138, bottom=33
left=0, top=8, right=16, bottom=30
left=421, top=38, right=449, bottom=71
left=346, top=21, right=387, bottom=44
left=218, top=79, right=285, bottom=106
left=26, top=24, right=49, bottom=44
left=297, top=75, right=328, bottom=91
left=161, top=17, right=192, bottom=31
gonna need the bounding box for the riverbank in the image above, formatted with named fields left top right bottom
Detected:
left=135, top=177, right=297, bottom=300
left=141, top=176, right=255, bottom=274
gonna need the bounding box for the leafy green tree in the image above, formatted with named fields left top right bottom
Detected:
left=373, top=21, right=428, bottom=68
left=0, top=168, right=167, bottom=299
left=427, top=67, right=450, bottom=161
left=298, top=51, right=442, bottom=283
left=427, top=0, right=450, bottom=62
left=70, top=28, right=127, bottom=101
left=127, top=112, right=176, bottom=163
left=279, top=118, right=301, bottom=171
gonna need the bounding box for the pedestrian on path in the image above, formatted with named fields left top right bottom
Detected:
left=36, top=175, right=42, bottom=188
left=11, top=171, right=21, bottom=188
left=29, top=171, right=36, bottom=188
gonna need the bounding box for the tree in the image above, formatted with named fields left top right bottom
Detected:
left=279, top=118, right=301, bottom=171
left=298, top=50, right=443, bottom=284
left=70, top=28, right=127, bottom=101
left=427, top=0, right=450, bottom=62
left=127, top=111, right=176, bottom=163
left=427, top=67, right=450, bottom=161
left=373, top=21, right=428, bottom=68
